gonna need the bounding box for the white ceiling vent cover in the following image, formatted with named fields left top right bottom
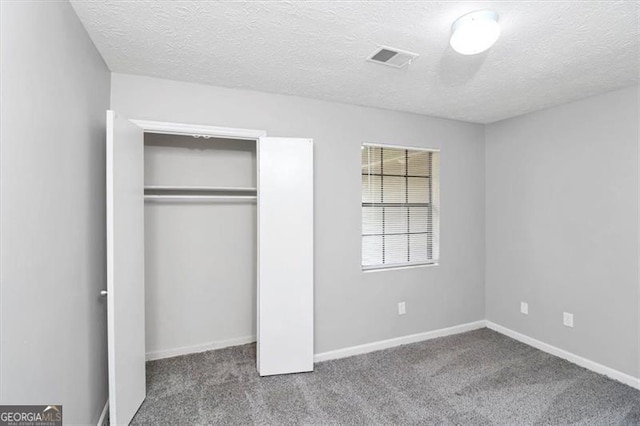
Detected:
left=366, top=46, right=419, bottom=68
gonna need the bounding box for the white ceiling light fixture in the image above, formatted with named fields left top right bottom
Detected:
left=450, top=10, right=500, bottom=55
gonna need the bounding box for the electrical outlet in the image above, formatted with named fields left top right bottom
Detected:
left=398, top=302, right=406, bottom=315
left=563, top=312, right=574, bottom=328
left=520, top=302, right=528, bottom=315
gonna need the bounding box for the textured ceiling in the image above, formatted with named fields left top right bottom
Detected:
left=70, top=1, right=639, bottom=123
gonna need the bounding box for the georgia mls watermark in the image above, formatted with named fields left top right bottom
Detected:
left=0, top=406, right=62, bottom=426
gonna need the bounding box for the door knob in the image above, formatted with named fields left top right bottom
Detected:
left=100, top=290, right=108, bottom=297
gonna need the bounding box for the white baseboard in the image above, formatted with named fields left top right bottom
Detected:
left=143, top=322, right=639, bottom=392
left=486, top=321, right=640, bottom=391
left=313, top=320, right=486, bottom=363
left=96, top=400, right=108, bottom=426
left=146, top=335, right=256, bottom=361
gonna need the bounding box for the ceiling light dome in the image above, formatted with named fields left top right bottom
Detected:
left=450, top=10, right=500, bottom=55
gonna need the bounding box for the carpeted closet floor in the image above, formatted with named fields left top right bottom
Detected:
left=131, top=328, right=640, bottom=425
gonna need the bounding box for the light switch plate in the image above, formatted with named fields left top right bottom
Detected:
left=398, top=302, right=406, bottom=315
left=520, top=302, right=528, bottom=315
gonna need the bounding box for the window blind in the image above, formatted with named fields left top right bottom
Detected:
left=361, top=145, right=439, bottom=269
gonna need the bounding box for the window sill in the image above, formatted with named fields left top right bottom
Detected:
left=362, top=262, right=439, bottom=273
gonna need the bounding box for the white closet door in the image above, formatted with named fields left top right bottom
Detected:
left=106, top=110, right=146, bottom=425
left=257, top=137, right=314, bottom=376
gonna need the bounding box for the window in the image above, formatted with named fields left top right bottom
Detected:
left=361, top=144, right=439, bottom=270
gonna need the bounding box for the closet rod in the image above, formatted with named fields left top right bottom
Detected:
left=144, top=195, right=257, bottom=203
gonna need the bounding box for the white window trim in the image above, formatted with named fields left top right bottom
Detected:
left=362, top=262, right=439, bottom=273
left=363, top=142, right=440, bottom=153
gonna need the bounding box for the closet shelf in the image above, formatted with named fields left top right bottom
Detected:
left=144, top=194, right=257, bottom=203
left=144, top=185, right=257, bottom=193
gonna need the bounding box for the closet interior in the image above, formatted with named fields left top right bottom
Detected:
left=105, top=111, right=314, bottom=424
left=143, top=133, right=257, bottom=361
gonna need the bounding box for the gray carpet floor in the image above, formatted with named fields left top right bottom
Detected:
left=131, top=328, right=640, bottom=425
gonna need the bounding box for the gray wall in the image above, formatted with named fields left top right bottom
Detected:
left=485, top=86, right=639, bottom=378
left=111, top=73, right=486, bottom=354
left=144, top=134, right=256, bottom=355
left=0, top=1, right=111, bottom=423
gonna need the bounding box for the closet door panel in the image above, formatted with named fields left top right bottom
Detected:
left=106, top=110, right=146, bottom=425
left=257, top=137, right=314, bottom=376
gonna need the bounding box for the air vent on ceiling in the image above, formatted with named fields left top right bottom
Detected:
left=366, top=46, right=419, bottom=69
